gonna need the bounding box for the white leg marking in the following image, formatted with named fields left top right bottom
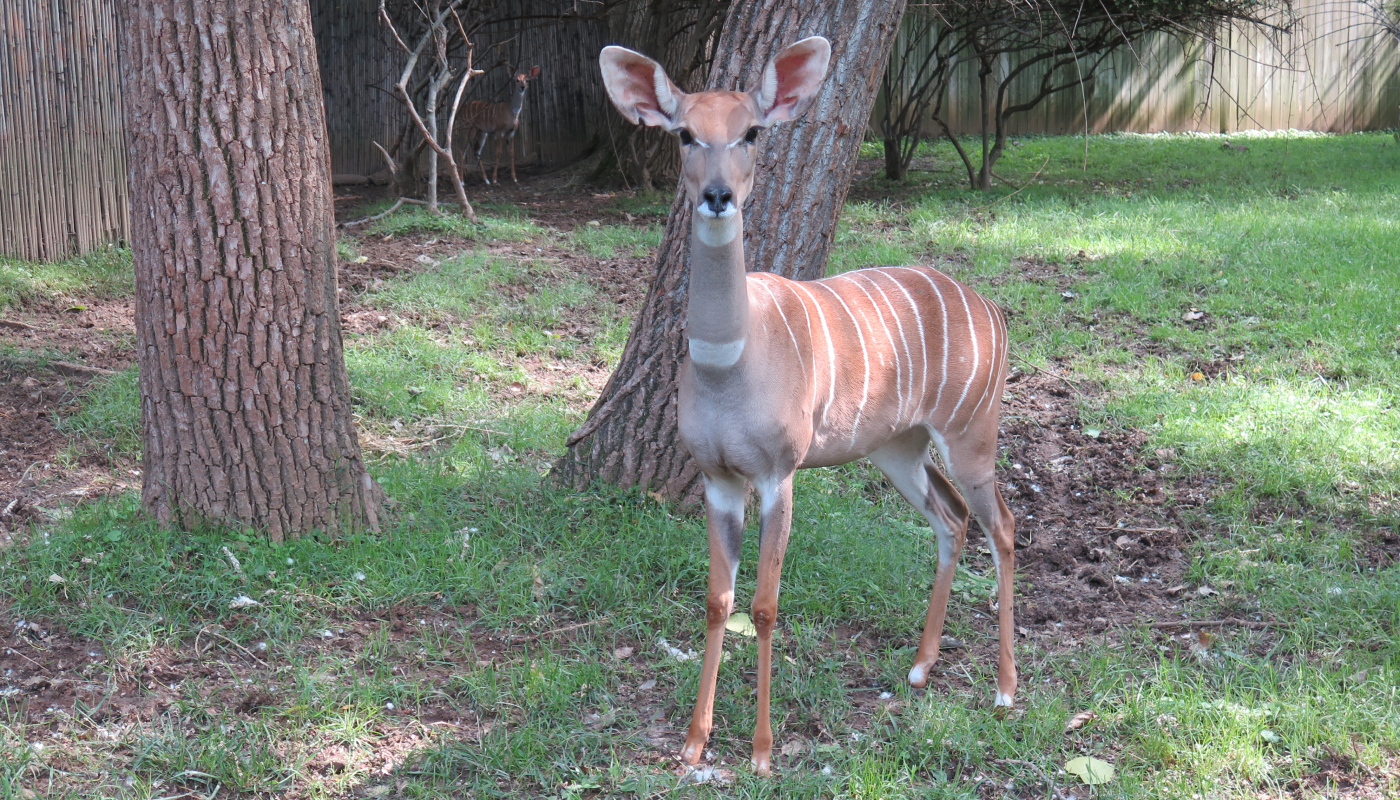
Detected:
left=995, top=692, right=1014, bottom=707
left=815, top=281, right=871, bottom=446
left=689, top=337, right=745, bottom=368
left=908, top=664, right=927, bottom=685
left=792, top=282, right=836, bottom=426
left=863, top=272, right=915, bottom=424
left=945, top=279, right=980, bottom=423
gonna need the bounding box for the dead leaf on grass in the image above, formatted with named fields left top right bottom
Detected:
left=1182, top=309, right=1205, bottom=321
left=1064, top=756, right=1115, bottom=784
left=726, top=612, right=757, bottom=637
left=613, top=646, right=634, bottom=659
left=1064, top=710, right=1098, bottom=733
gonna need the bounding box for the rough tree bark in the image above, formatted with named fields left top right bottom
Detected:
left=553, top=0, right=908, bottom=498
left=118, top=0, right=382, bottom=540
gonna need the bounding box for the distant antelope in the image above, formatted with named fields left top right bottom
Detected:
left=460, top=65, right=541, bottom=184
left=600, top=38, right=1018, bottom=775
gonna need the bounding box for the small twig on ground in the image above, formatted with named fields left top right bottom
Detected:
left=1009, top=352, right=1086, bottom=395
left=1095, top=525, right=1177, bottom=534
left=194, top=625, right=268, bottom=667
left=513, top=616, right=609, bottom=643
left=972, top=155, right=1052, bottom=211
left=341, top=197, right=406, bottom=228
left=1149, top=618, right=1279, bottom=630
left=995, top=758, right=1068, bottom=800
left=0, top=320, right=36, bottom=331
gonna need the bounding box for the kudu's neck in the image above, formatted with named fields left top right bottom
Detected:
left=686, top=211, right=749, bottom=369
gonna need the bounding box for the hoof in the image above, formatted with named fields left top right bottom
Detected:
left=908, top=663, right=931, bottom=688
left=994, top=691, right=1015, bottom=711
left=679, top=740, right=705, bottom=766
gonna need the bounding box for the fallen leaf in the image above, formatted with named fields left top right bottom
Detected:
left=781, top=739, right=807, bottom=757
left=47, top=574, right=65, bottom=584
left=1064, top=710, right=1098, bottom=733
left=414, top=254, right=440, bottom=266
left=613, top=646, right=634, bottom=659
left=1196, top=585, right=1218, bottom=597
left=646, top=490, right=666, bottom=504
left=726, top=612, right=757, bottom=637
left=1182, top=309, right=1205, bottom=321
left=637, top=679, right=657, bottom=691
left=1064, top=756, right=1115, bottom=784
left=1261, top=729, right=1282, bottom=743
left=1083, top=427, right=1101, bottom=438
left=229, top=594, right=261, bottom=609
left=586, top=220, right=601, bottom=227
left=1190, top=371, right=1205, bottom=381
left=508, top=381, right=525, bottom=395
left=353, top=255, right=369, bottom=264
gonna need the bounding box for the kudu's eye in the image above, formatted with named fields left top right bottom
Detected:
left=678, top=129, right=695, bottom=146
left=744, top=127, right=761, bottom=144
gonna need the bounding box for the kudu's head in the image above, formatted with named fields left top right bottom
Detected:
left=599, top=38, right=830, bottom=223
left=516, top=65, right=541, bottom=91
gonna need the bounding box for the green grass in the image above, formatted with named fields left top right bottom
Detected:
left=6, top=132, right=1400, bottom=798
left=0, top=244, right=132, bottom=309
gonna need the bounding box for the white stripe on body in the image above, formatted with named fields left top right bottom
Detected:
left=841, top=274, right=903, bottom=428
left=944, top=279, right=981, bottom=424
left=814, top=280, right=871, bottom=446
left=791, top=282, right=836, bottom=429
left=908, top=269, right=951, bottom=422
left=860, top=271, right=916, bottom=425
left=963, top=292, right=1001, bottom=433
left=756, top=280, right=806, bottom=382
left=881, top=268, right=931, bottom=425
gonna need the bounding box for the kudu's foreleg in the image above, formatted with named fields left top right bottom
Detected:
left=680, top=473, right=746, bottom=766
left=750, top=475, right=793, bottom=776
left=475, top=130, right=491, bottom=184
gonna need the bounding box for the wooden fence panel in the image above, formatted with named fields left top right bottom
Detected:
left=0, top=0, right=128, bottom=263
left=889, top=0, right=1399, bottom=136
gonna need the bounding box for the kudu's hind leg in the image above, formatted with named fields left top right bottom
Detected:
left=508, top=134, right=518, bottom=183
left=869, top=433, right=969, bottom=689
left=680, top=473, right=745, bottom=766
left=943, top=431, right=1018, bottom=707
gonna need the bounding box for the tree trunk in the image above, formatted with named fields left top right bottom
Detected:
left=117, top=0, right=381, bottom=541
left=553, top=0, right=908, bottom=499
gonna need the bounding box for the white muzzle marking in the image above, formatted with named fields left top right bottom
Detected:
left=689, top=337, right=745, bottom=368
left=695, top=211, right=739, bottom=246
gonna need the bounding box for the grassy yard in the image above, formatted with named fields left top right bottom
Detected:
left=1, top=132, right=1397, bottom=799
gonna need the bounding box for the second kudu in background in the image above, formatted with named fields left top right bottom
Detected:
left=460, top=65, right=540, bottom=185
left=599, top=37, right=1019, bottom=775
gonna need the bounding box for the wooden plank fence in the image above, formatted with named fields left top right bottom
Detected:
left=891, top=0, right=1400, bottom=135
left=1, top=0, right=1395, bottom=262
left=0, top=0, right=128, bottom=263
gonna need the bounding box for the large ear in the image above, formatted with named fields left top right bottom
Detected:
left=752, top=36, right=831, bottom=125
left=599, top=46, right=684, bottom=128
left=528, top=65, right=541, bottom=79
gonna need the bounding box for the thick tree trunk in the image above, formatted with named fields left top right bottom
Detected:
left=553, top=0, right=908, bottom=499
left=118, top=0, right=381, bottom=541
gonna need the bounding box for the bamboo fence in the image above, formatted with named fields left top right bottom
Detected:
left=2, top=0, right=1396, bottom=262
left=1, top=0, right=128, bottom=263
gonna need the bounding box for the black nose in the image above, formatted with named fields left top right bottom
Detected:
left=701, top=186, right=732, bottom=214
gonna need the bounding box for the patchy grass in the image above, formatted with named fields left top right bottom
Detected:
left=4, top=133, right=1399, bottom=798
left=0, top=245, right=132, bottom=309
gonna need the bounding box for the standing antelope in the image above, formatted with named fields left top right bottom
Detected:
left=600, top=37, right=1018, bottom=775
left=460, top=65, right=541, bottom=184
